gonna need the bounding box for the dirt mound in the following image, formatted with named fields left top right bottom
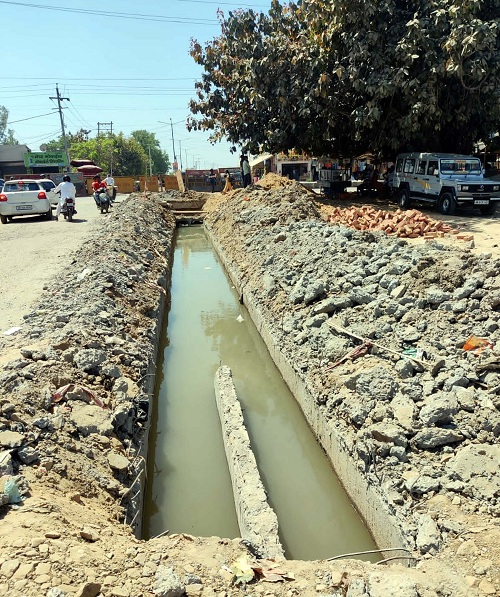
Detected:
left=255, top=172, right=295, bottom=189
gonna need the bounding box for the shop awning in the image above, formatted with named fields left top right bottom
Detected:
left=249, top=153, right=273, bottom=168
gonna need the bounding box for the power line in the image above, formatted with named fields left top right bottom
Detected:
left=7, top=111, right=55, bottom=124
left=0, top=1, right=218, bottom=24
left=2, top=77, right=198, bottom=81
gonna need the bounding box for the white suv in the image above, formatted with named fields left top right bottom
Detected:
left=393, top=152, right=500, bottom=215
left=0, top=179, right=53, bottom=224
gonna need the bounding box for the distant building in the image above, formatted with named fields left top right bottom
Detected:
left=0, top=144, right=31, bottom=178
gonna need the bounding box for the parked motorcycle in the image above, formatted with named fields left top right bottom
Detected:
left=61, top=197, right=76, bottom=221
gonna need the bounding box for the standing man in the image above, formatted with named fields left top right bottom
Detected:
left=240, top=155, right=251, bottom=188
left=209, top=168, right=217, bottom=193
left=53, top=175, right=76, bottom=221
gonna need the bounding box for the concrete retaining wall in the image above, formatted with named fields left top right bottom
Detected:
left=206, top=223, right=410, bottom=556
left=214, top=365, right=285, bottom=560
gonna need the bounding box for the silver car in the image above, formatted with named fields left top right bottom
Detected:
left=0, top=179, right=53, bottom=224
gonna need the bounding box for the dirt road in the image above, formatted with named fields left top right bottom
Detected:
left=0, top=195, right=121, bottom=333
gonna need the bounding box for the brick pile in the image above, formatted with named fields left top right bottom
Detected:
left=327, top=206, right=463, bottom=239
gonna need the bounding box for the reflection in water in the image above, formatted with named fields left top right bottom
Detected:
left=144, top=227, right=378, bottom=561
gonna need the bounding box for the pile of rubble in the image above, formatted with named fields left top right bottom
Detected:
left=0, top=182, right=498, bottom=596
left=205, top=179, right=500, bottom=595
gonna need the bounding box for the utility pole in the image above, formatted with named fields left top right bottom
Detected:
left=49, top=84, right=70, bottom=171
left=148, top=146, right=153, bottom=177
left=97, top=122, right=114, bottom=174
left=170, top=118, right=177, bottom=169
left=178, top=140, right=183, bottom=171
left=97, top=122, right=113, bottom=136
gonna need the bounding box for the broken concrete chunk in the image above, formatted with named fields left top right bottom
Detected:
left=107, top=452, right=130, bottom=472
left=0, top=430, right=24, bottom=448
left=69, top=403, right=113, bottom=437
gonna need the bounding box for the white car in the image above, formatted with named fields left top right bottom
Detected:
left=38, top=178, right=59, bottom=205
left=0, top=179, right=53, bottom=224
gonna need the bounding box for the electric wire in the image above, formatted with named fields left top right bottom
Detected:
left=7, top=112, right=55, bottom=125
left=0, top=1, right=218, bottom=24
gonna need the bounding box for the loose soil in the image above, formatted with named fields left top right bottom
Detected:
left=0, top=179, right=499, bottom=597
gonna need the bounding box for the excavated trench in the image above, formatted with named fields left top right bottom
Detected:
left=143, top=225, right=382, bottom=561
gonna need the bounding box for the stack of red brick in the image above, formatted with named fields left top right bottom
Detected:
left=327, top=206, right=470, bottom=240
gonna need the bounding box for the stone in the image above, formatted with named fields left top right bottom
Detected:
left=366, top=422, right=407, bottom=447
left=154, top=566, right=185, bottom=597
left=478, top=580, right=497, bottom=595
left=391, top=395, right=415, bottom=429
left=416, top=514, right=441, bottom=554
left=346, top=577, right=367, bottom=597
left=17, top=445, right=39, bottom=464
left=12, top=563, right=34, bottom=579
left=75, top=582, right=102, bottom=597
left=0, top=559, right=20, bottom=578
left=0, top=430, right=24, bottom=448
left=110, top=588, right=130, bottom=597
left=73, top=349, right=107, bottom=372
left=413, top=428, right=463, bottom=450
left=456, top=540, right=479, bottom=557
left=35, top=562, right=51, bottom=575
left=448, top=444, right=500, bottom=500
left=80, top=528, right=99, bottom=542
left=107, top=452, right=130, bottom=472
left=0, top=450, right=13, bottom=476
left=69, top=403, right=113, bottom=436
left=419, top=393, right=458, bottom=425
left=403, top=470, right=440, bottom=495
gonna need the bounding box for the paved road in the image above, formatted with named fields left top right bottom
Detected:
left=0, top=194, right=126, bottom=333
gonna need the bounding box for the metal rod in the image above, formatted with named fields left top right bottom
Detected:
left=326, top=547, right=413, bottom=561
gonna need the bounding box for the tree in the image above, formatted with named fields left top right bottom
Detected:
left=43, top=129, right=88, bottom=152
left=69, top=134, right=147, bottom=176
left=130, top=130, right=170, bottom=174
left=188, top=0, right=500, bottom=158
left=0, top=106, right=19, bottom=144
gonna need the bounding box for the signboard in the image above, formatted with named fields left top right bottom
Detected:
left=23, top=151, right=68, bottom=168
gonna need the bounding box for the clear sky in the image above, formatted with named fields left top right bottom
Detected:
left=1, top=0, right=271, bottom=170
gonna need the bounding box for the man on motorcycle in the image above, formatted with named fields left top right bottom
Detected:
left=53, top=175, right=76, bottom=221
left=92, top=175, right=107, bottom=207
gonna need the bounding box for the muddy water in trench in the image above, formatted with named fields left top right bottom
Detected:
left=144, top=226, right=378, bottom=561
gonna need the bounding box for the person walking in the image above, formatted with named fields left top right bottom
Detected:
left=222, top=170, right=234, bottom=194
left=53, top=175, right=76, bottom=221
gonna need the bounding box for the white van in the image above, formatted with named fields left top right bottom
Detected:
left=392, top=152, right=500, bottom=215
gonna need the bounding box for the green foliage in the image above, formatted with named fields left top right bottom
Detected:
left=0, top=106, right=19, bottom=144
left=188, top=0, right=500, bottom=158
left=44, top=131, right=149, bottom=175
left=130, top=130, right=171, bottom=173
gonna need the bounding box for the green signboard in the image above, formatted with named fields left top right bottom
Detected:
left=23, top=151, right=68, bottom=168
